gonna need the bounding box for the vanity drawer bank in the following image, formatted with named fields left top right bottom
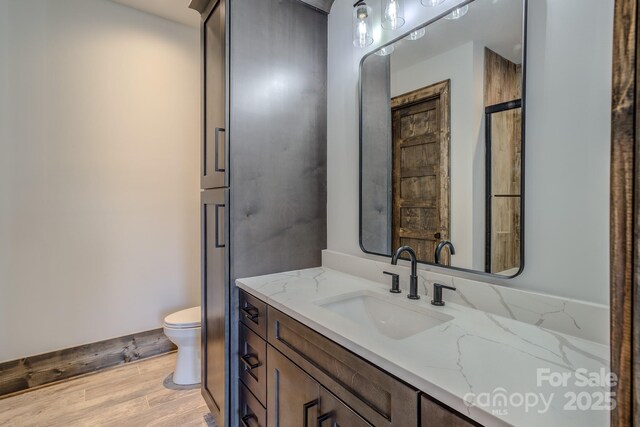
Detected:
left=236, top=268, right=610, bottom=427
left=236, top=289, right=478, bottom=427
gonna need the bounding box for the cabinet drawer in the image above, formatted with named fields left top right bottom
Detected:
left=421, top=394, right=480, bottom=427
left=239, top=382, right=266, bottom=427
left=318, top=387, right=373, bottom=427
left=239, top=289, right=267, bottom=339
left=267, top=306, right=419, bottom=427
left=239, top=323, right=267, bottom=405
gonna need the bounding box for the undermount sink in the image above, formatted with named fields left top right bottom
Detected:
left=316, top=291, right=453, bottom=340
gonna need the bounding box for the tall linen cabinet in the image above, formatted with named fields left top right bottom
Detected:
left=192, top=0, right=329, bottom=425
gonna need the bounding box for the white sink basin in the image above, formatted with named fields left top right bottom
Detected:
left=316, top=291, right=453, bottom=340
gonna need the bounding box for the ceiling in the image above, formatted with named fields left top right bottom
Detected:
left=109, top=0, right=200, bottom=28
left=389, top=0, right=523, bottom=71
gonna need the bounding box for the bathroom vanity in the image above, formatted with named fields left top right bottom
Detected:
left=234, top=267, right=609, bottom=427
left=236, top=287, right=477, bottom=427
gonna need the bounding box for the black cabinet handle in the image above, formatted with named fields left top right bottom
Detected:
left=303, top=399, right=319, bottom=427
left=241, top=306, right=259, bottom=322
left=240, top=353, right=261, bottom=370
left=317, top=412, right=332, bottom=426
left=214, top=127, right=226, bottom=172
left=240, top=413, right=256, bottom=427
left=214, top=203, right=225, bottom=248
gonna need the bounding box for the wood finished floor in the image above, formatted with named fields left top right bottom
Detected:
left=0, top=353, right=215, bottom=427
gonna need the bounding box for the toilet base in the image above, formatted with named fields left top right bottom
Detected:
left=163, top=326, right=201, bottom=386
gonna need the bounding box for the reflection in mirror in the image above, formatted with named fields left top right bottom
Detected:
left=486, top=100, right=521, bottom=275
left=360, top=0, right=525, bottom=277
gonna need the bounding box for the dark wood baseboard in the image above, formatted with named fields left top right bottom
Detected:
left=0, top=328, right=176, bottom=398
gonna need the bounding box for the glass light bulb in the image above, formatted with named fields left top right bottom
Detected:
left=444, top=5, right=469, bottom=19
left=381, top=0, right=405, bottom=30
left=421, top=0, right=446, bottom=6
left=358, top=21, right=368, bottom=45
left=375, top=44, right=395, bottom=56
left=405, top=28, right=426, bottom=41
left=353, top=2, right=373, bottom=48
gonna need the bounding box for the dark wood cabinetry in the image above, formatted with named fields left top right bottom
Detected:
left=266, top=345, right=320, bottom=427
left=267, top=306, right=419, bottom=427
left=317, top=387, right=373, bottom=427
left=236, top=289, right=482, bottom=427
left=239, top=381, right=267, bottom=427
left=201, top=0, right=227, bottom=190
left=265, top=344, right=374, bottom=427
left=238, top=323, right=267, bottom=405
left=421, top=395, right=480, bottom=427
left=201, top=188, right=228, bottom=424
left=239, top=290, right=267, bottom=339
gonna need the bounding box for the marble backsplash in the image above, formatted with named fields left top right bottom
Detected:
left=322, top=250, right=609, bottom=345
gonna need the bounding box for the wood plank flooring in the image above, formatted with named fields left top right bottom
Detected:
left=0, top=353, right=215, bottom=427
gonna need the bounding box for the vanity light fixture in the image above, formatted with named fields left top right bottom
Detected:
left=421, top=0, right=446, bottom=6
left=405, top=27, right=426, bottom=40
left=353, top=1, right=374, bottom=48
left=375, top=44, right=395, bottom=56
left=444, top=5, right=469, bottom=19
left=381, top=0, right=405, bottom=30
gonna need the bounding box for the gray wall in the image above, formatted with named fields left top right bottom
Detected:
left=229, top=0, right=328, bottom=280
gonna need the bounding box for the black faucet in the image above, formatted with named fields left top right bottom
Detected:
left=391, top=246, right=420, bottom=300
left=434, top=241, right=456, bottom=265
left=383, top=271, right=401, bottom=293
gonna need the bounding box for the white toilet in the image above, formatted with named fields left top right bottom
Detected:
left=163, top=306, right=201, bottom=385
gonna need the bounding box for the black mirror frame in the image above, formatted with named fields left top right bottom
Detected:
left=358, top=0, right=528, bottom=280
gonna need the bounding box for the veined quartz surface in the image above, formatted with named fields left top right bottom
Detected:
left=237, top=267, right=611, bottom=427
left=322, top=250, right=610, bottom=345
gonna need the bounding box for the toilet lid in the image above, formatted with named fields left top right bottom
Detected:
left=164, top=306, right=201, bottom=328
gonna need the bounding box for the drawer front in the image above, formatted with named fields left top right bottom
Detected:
left=239, top=323, right=267, bottom=405
left=267, top=306, right=419, bottom=427
left=239, top=289, right=267, bottom=339
left=318, top=387, right=373, bottom=427
left=421, top=395, right=481, bottom=427
left=239, top=382, right=267, bottom=427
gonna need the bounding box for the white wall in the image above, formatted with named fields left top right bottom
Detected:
left=390, top=41, right=485, bottom=269
left=0, top=0, right=200, bottom=362
left=328, top=0, right=613, bottom=305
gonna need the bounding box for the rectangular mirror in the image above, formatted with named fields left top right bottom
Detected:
left=359, top=0, right=526, bottom=277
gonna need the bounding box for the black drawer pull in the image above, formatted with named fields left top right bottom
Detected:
left=214, top=203, right=225, bottom=248
left=241, top=306, right=259, bottom=322
left=240, top=353, right=261, bottom=370
left=240, top=413, right=256, bottom=427
left=317, top=412, right=332, bottom=426
left=214, top=127, right=226, bottom=172
left=303, top=399, right=319, bottom=427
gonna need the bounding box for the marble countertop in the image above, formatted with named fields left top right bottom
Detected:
left=236, top=267, right=611, bottom=427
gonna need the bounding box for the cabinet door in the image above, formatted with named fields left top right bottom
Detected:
left=421, top=394, right=479, bottom=427
left=318, top=388, right=373, bottom=427
left=201, top=188, right=229, bottom=423
left=202, top=0, right=227, bottom=189
left=267, top=345, right=319, bottom=427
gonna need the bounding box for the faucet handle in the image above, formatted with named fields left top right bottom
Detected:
left=431, top=283, right=456, bottom=306
left=383, top=271, right=401, bottom=294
